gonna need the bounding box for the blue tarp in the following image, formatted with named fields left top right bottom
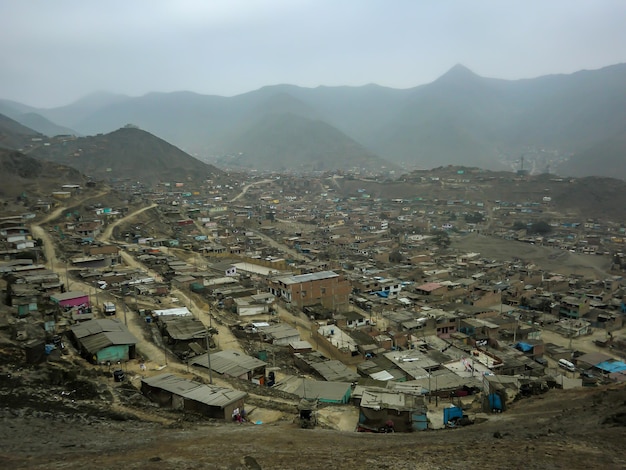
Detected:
left=488, top=393, right=503, bottom=411
left=515, top=342, right=533, bottom=352
left=595, top=361, right=626, bottom=373
left=374, top=291, right=389, bottom=298
left=443, top=406, right=464, bottom=425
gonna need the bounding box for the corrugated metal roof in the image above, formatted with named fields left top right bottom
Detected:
left=260, top=323, right=300, bottom=341
left=190, top=350, right=266, bottom=377
left=70, top=319, right=137, bottom=353
left=80, top=331, right=138, bottom=354
left=311, top=360, right=359, bottom=382
left=275, top=270, right=339, bottom=286
left=71, top=318, right=135, bottom=339
left=163, top=318, right=208, bottom=341
left=51, top=290, right=89, bottom=302
left=273, top=376, right=350, bottom=402
left=142, top=373, right=246, bottom=408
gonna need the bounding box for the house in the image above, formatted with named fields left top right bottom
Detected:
left=210, top=261, right=237, bottom=277
left=414, top=282, right=447, bottom=296
left=273, top=376, right=352, bottom=404
left=310, top=359, right=360, bottom=383
left=556, top=295, right=590, bottom=319
left=70, top=318, right=137, bottom=364
left=268, top=270, right=351, bottom=311
left=50, top=290, right=90, bottom=309
left=190, top=350, right=267, bottom=383
left=357, top=388, right=428, bottom=432
left=258, top=323, right=300, bottom=346
left=234, top=293, right=275, bottom=317
left=335, top=310, right=370, bottom=329
left=288, top=340, right=313, bottom=354
left=159, top=316, right=211, bottom=358
left=141, top=373, right=246, bottom=420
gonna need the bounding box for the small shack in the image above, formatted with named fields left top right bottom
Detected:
left=190, top=349, right=267, bottom=383
left=70, top=318, right=137, bottom=364
left=51, top=290, right=90, bottom=309
left=141, top=373, right=247, bottom=420
left=357, top=387, right=428, bottom=432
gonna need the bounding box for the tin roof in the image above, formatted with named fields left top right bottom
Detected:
left=70, top=319, right=137, bottom=353
left=142, top=373, right=246, bottom=408
left=274, top=270, right=339, bottom=285
left=190, top=350, right=266, bottom=377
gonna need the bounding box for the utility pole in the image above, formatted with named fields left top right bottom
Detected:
left=428, top=372, right=432, bottom=403
left=205, top=329, right=213, bottom=384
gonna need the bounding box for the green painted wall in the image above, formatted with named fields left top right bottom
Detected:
left=96, top=345, right=129, bottom=363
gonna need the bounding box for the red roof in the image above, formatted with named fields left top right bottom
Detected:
left=416, top=282, right=442, bottom=292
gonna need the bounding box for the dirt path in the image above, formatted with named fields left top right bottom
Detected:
left=97, top=203, right=157, bottom=242
left=229, top=178, right=272, bottom=202
left=541, top=327, right=617, bottom=357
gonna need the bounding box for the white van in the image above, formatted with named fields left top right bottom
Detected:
left=558, top=358, right=576, bottom=372
left=103, top=302, right=116, bottom=316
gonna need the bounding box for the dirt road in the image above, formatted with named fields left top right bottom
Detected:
left=229, top=178, right=272, bottom=202
left=97, top=203, right=157, bottom=242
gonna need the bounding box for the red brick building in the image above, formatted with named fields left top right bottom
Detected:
left=268, top=271, right=351, bottom=311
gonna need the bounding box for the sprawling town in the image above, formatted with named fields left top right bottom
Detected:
left=3, top=166, right=626, bottom=437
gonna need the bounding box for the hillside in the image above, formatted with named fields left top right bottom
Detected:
left=0, top=113, right=43, bottom=150
left=30, top=126, right=223, bottom=185
left=1, top=357, right=624, bottom=470
left=558, top=133, right=626, bottom=179
left=333, top=167, right=626, bottom=221
left=0, top=102, right=77, bottom=137
left=212, top=112, right=393, bottom=172
left=3, top=63, right=626, bottom=177
left=0, top=148, right=85, bottom=199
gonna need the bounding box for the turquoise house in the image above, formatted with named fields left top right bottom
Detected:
left=70, top=319, right=137, bottom=364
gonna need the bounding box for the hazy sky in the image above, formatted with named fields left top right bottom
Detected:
left=2, top=0, right=625, bottom=108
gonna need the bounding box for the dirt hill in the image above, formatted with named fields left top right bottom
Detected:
left=0, top=148, right=85, bottom=200
left=30, top=126, right=223, bottom=185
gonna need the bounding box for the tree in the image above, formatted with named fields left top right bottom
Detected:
left=432, top=230, right=451, bottom=249
left=464, top=212, right=484, bottom=224
left=389, top=250, right=404, bottom=263
left=528, top=221, right=552, bottom=235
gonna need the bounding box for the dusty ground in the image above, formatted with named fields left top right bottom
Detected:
left=452, top=233, right=613, bottom=279
left=1, top=369, right=625, bottom=470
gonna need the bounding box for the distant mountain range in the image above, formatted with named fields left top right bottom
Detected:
left=1, top=63, right=625, bottom=177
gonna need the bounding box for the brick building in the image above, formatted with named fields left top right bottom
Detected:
left=268, top=271, right=351, bottom=311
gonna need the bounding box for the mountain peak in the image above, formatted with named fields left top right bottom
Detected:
left=436, top=64, right=479, bottom=83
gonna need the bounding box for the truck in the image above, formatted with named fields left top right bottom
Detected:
left=103, top=302, right=116, bottom=316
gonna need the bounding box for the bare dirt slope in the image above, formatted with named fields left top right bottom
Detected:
left=452, top=233, right=612, bottom=278
left=1, top=365, right=625, bottom=470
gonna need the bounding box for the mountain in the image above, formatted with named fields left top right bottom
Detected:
left=0, top=147, right=84, bottom=199
left=0, top=99, right=77, bottom=137
left=30, top=126, right=223, bottom=184
left=0, top=113, right=44, bottom=150
left=13, top=112, right=77, bottom=137
left=212, top=112, right=391, bottom=172
left=5, top=63, right=626, bottom=177
left=558, top=132, right=626, bottom=179
left=41, top=91, right=131, bottom=129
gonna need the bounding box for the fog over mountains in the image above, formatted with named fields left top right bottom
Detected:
left=1, top=63, right=625, bottom=177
